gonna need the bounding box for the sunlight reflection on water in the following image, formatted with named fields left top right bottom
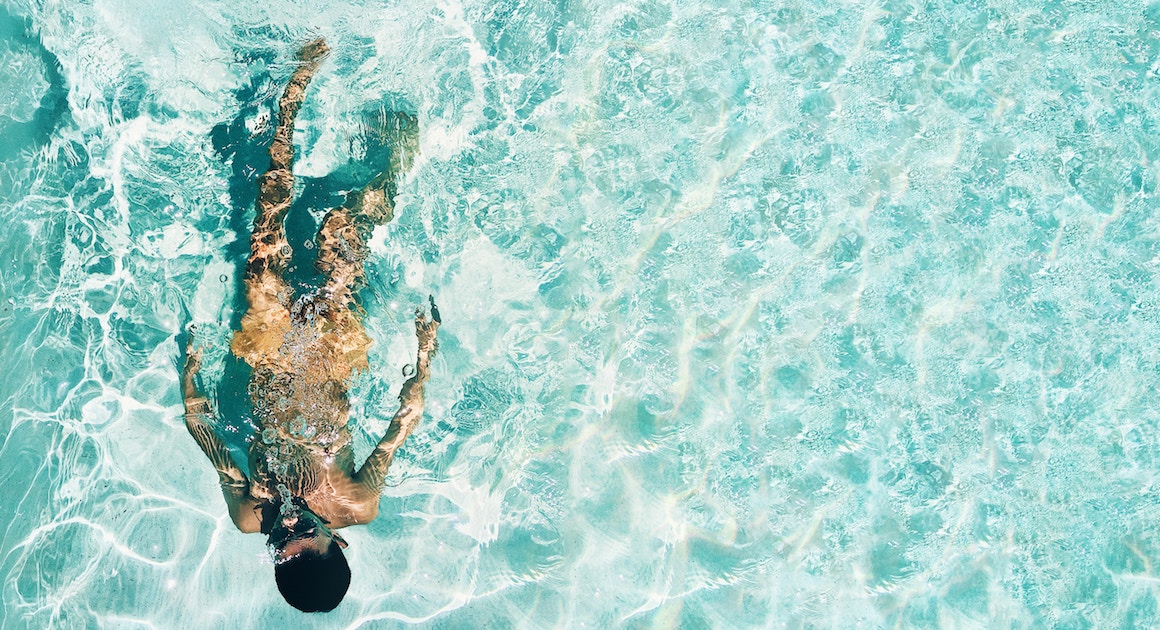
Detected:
left=2, top=0, right=1160, bottom=627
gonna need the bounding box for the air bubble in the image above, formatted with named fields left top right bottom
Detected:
left=276, top=483, right=295, bottom=508
left=219, top=274, right=228, bottom=283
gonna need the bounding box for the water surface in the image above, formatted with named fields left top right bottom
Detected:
left=1, top=0, right=1159, bottom=627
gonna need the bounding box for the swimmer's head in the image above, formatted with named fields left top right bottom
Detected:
left=268, top=502, right=350, bottom=612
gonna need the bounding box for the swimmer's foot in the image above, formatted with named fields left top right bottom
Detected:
left=295, top=37, right=330, bottom=64
left=355, top=108, right=419, bottom=198
left=382, top=110, right=419, bottom=178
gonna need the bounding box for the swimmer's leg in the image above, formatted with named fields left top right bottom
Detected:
left=313, top=111, right=419, bottom=311
left=232, top=38, right=329, bottom=366
left=247, top=37, right=329, bottom=282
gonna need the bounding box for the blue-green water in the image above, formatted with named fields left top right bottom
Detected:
left=2, top=0, right=1159, bottom=627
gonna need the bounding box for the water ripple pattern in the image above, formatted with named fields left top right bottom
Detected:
left=1, top=0, right=1158, bottom=627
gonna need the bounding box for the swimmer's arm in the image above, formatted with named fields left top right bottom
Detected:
left=182, top=346, right=262, bottom=534
left=353, top=309, right=440, bottom=500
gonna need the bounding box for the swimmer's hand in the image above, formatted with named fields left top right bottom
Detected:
left=181, top=325, right=204, bottom=394
left=416, top=300, right=439, bottom=356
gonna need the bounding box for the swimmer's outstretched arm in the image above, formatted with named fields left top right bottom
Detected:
left=182, top=342, right=262, bottom=533
left=353, top=304, right=440, bottom=496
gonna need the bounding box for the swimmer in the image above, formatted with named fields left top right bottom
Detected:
left=180, top=37, right=439, bottom=613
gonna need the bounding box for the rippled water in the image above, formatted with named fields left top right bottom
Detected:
left=2, top=0, right=1160, bottom=627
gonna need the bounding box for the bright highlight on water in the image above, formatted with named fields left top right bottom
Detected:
left=1, top=0, right=1157, bottom=627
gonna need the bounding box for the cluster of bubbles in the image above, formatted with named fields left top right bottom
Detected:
left=290, top=415, right=316, bottom=439
left=262, top=434, right=295, bottom=480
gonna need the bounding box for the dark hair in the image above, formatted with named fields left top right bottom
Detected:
left=274, top=540, right=351, bottom=612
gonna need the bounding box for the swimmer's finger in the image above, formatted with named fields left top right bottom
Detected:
left=175, top=319, right=197, bottom=368
left=184, top=328, right=202, bottom=359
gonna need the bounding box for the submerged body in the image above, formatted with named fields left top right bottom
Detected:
left=180, top=38, right=438, bottom=612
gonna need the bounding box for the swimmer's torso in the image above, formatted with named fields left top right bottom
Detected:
left=234, top=302, right=377, bottom=525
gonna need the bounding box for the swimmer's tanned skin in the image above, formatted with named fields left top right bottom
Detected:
left=179, top=37, right=438, bottom=612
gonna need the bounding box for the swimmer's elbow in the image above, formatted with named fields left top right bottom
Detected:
left=233, top=516, right=261, bottom=534
left=225, top=493, right=262, bottom=533
left=351, top=502, right=378, bottom=525
left=230, top=508, right=262, bottom=533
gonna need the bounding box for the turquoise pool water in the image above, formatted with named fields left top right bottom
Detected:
left=2, top=0, right=1159, bottom=627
